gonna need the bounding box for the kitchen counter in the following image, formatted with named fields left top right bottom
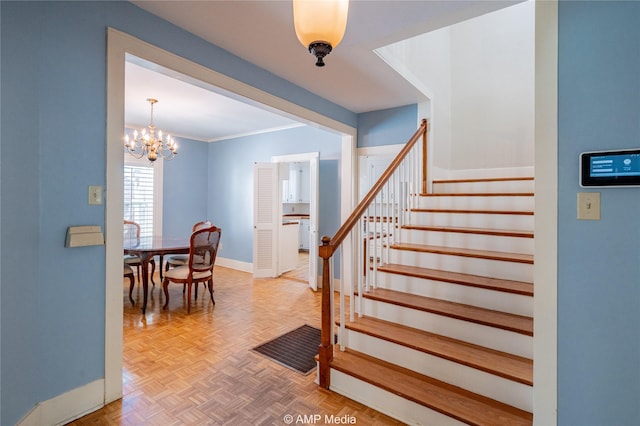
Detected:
left=283, top=214, right=309, bottom=219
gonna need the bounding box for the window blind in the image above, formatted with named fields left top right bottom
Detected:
left=124, top=165, right=154, bottom=239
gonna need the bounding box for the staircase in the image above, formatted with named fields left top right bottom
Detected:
left=326, top=176, right=534, bottom=425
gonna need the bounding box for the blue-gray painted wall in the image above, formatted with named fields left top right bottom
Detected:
left=162, top=137, right=210, bottom=238
left=0, top=2, right=355, bottom=424
left=558, top=1, right=640, bottom=424
left=205, top=125, right=342, bottom=264
left=2, top=1, right=640, bottom=425
left=162, top=126, right=342, bottom=272
left=358, top=105, right=419, bottom=148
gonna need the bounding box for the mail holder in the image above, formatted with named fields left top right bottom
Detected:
left=65, top=225, right=104, bottom=248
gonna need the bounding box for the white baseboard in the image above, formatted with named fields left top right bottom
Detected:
left=215, top=257, right=252, bottom=273
left=18, top=379, right=105, bottom=426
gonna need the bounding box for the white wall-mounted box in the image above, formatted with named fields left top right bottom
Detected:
left=65, top=225, right=104, bottom=247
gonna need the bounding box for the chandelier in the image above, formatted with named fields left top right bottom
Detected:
left=293, top=0, right=349, bottom=67
left=124, top=98, right=177, bottom=162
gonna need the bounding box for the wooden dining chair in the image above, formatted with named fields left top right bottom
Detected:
left=164, top=220, right=212, bottom=272
left=162, top=225, right=221, bottom=313
left=164, top=220, right=212, bottom=294
left=124, top=220, right=156, bottom=285
left=124, top=263, right=136, bottom=305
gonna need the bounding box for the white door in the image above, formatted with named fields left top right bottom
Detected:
left=272, top=152, right=320, bottom=291
left=308, top=156, right=319, bottom=291
left=253, top=162, right=279, bottom=278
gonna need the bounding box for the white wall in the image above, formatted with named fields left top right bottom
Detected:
left=377, top=1, right=535, bottom=172
left=376, top=27, right=452, bottom=172
left=450, top=1, right=535, bottom=170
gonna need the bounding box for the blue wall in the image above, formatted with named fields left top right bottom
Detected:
left=163, top=126, right=341, bottom=268
left=0, top=2, right=355, bottom=424
left=162, top=137, right=210, bottom=237
left=207, top=126, right=342, bottom=264
left=558, top=1, right=640, bottom=424
left=357, top=104, right=418, bottom=148
left=5, top=0, right=640, bottom=425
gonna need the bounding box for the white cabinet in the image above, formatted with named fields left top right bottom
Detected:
left=283, top=162, right=310, bottom=203
left=297, top=162, right=310, bottom=203
left=299, top=218, right=309, bottom=250
left=279, top=222, right=299, bottom=273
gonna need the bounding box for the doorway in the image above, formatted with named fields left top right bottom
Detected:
left=272, top=152, right=320, bottom=291
left=105, top=28, right=356, bottom=404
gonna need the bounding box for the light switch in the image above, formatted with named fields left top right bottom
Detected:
left=88, top=185, right=103, bottom=205
left=577, top=192, right=600, bottom=220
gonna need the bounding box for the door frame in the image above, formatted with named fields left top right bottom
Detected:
left=106, top=28, right=356, bottom=403
left=271, top=152, right=320, bottom=290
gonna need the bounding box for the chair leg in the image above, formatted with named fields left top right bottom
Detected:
left=186, top=280, right=192, bottom=314
left=128, top=275, right=135, bottom=305
left=150, top=259, right=156, bottom=286
left=162, top=278, right=170, bottom=310
left=158, top=255, right=164, bottom=280
left=208, top=278, right=215, bottom=305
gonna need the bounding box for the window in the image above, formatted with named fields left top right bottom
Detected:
left=124, top=157, right=163, bottom=238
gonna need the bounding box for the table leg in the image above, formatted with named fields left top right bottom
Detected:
left=141, top=255, right=151, bottom=314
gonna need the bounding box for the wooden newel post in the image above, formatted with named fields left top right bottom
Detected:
left=318, top=235, right=334, bottom=389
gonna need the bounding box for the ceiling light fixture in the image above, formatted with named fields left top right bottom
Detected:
left=293, top=0, right=349, bottom=67
left=124, top=98, right=177, bottom=162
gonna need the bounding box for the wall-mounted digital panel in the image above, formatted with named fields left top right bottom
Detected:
left=580, top=148, right=640, bottom=187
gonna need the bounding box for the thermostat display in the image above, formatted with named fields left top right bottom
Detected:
left=580, top=148, right=640, bottom=187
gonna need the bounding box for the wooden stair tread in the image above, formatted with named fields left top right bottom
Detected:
left=433, top=176, right=534, bottom=184
left=331, top=349, right=533, bottom=426
left=343, top=316, right=532, bottom=385
left=412, top=207, right=534, bottom=215
left=391, top=242, right=534, bottom=264
left=377, top=263, right=533, bottom=296
left=421, top=192, right=534, bottom=197
left=364, top=288, right=533, bottom=336
left=402, top=224, right=534, bottom=238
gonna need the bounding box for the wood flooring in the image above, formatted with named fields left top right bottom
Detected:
left=68, top=265, right=401, bottom=426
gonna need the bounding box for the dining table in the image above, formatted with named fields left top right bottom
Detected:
left=124, top=235, right=190, bottom=314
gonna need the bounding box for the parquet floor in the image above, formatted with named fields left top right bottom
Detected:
left=281, top=251, right=309, bottom=284
left=68, top=266, right=402, bottom=426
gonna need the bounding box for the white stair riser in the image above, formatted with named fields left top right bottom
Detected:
left=390, top=250, right=533, bottom=282
left=360, top=298, right=533, bottom=358
left=330, top=369, right=466, bottom=426
left=343, top=330, right=533, bottom=412
left=374, top=271, right=533, bottom=316
left=400, top=228, right=534, bottom=255
left=417, top=195, right=534, bottom=211
left=407, top=211, right=534, bottom=231
left=433, top=180, right=534, bottom=194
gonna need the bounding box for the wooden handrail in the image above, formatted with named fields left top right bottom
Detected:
left=323, top=119, right=428, bottom=258
left=317, top=118, right=428, bottom=388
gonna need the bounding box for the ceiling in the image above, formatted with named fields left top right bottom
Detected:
left=126, top=0, right=518, bottom=142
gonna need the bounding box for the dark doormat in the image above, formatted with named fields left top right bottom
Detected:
left=251, top=324, right=321, bottom=375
